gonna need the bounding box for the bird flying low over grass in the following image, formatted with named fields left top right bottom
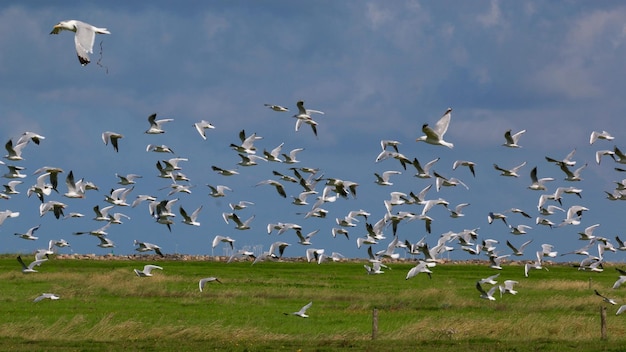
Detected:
left=284, top=301, right=313, bottom=318
left=199, top=277, right=222, bottom=292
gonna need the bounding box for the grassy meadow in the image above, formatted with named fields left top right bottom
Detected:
left=1, top=255, right=626, bottom=351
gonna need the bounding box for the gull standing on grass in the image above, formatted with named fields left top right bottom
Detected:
left=50, top=20, right=110, bottom=65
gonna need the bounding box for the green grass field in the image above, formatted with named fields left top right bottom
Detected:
left=1, top=255, right=625, bottom=351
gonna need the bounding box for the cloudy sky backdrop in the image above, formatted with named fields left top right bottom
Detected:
left=1, top=1, right=626, bottom=262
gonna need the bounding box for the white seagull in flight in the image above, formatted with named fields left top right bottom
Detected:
left=416, top=108, right=454, bottom=148
left=50, top=20, right=110, bottom=66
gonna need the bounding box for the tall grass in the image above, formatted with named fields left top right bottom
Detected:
left=0, top=256, right=625, bottom=351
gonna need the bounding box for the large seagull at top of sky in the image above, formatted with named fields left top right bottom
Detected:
left=50, top=20, right=110, bottom=66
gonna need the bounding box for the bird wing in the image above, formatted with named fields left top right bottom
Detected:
left=433, top=109, right=451, bottom=137
left=74, top=22, right=96, bottom=64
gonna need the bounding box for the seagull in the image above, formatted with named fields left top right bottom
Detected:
left=256, top=179, right=286, bottom=198
left=207, top=184, right=232, bottom=198
left=4, top=139, right=29, bottom=161
left=541, top=243, right=558, bottom=257
left=499, top=280, right=519, bottom=296
left=476, top=281, right=497, bottom=301
left=50, top=20, right=110, bottom=65
left=263, top=143, right=284, bottom=162
left=282, top=148, right=305, bottom=164
left=613, top=275, right=626, bottom=289
left=211, top=235, right=235, bottom=250
left=502, top=129, right=526, bottom=148
left=145, top=113, right=174, bottom=134
left=17, top=131, right=45, bottom=146
left=448, top=203, right=470, bottom=218
left=374, top=170, right=402, bottom=186
left=115, top=173, right=142, bottom=185
left=134, top=264, right=163, bottom=277
left=595, top=150, right=615, bottom=165
left=104, top=187, right=134, bottom=206
left=293, top=101, right=324, bottom=137
left=96, top=235, right=115, bottom=248
left=305, top=248, right=325, bottom=264
left=223, top=212, right=255, bottom=230
left=411, top=157, right=439, bottom=179
left=545, top=149, right=577, bottom=167
left=231, top=130, right=263, bottom=154
left=134, top=240, right=164, bottom=257
left=506, top=239, right=533, bottom=256
left=494, top=162, right=526, bottom=177
left=229, top=200, right=254, bottom=211
left=284, top=301, right=313, bottom=318
left=296, top=229, right=320, bottom=246
left=14, top=225, right=40, bottom=241
left=452, top=160, right=476, bottom=177
left=405, top=261, right=433, bottom=280
left=380, top=139, right=401, bottom=152
left=3, top=164, right=27, bottom=179
left=528, top=166, right=554, bottom=191
left=33, top=293, right=60, bottom=303
left=264, top=104, right=289, bottom=112
left=269, top=241, right=291, bottom=258
left=146, top=144, right=175, bottom=153
left=559, top=163, right=587, bottom=182
left=194, top=120, right=215, bottom=140
left=479, top=273, right=500, bottom=285
left=415, top=108, right=454, bottom=148
left=595, top=289, right=618, bottom=305
left=179, top=205, right=202, bottom=226
left=17, top=255, right=46, bottom=273
left=199, top=277, right=222, bottom=292
left=212, top=165, right=239, bottom=176
left=487, top=212, right=508, bottom=226
left=617, top=305, right=626, bottom=315
left=590, top=130, right=614, bottom=145
left=101, top=132, right=123, bottom=152
left=509, top=224, right=532, bottom=235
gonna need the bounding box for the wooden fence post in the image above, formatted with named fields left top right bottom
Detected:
left=372, top=308, right=378, bottom=340
left=601, top=306, right=607, bottom=340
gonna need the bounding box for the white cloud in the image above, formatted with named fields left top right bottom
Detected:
left=477, top=0, right=503, bottom=27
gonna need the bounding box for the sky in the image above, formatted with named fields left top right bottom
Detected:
left=1, top=1, right=626, bottom=263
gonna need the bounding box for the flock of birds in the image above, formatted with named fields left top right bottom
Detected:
left=3, top=19, right=626, bottom=316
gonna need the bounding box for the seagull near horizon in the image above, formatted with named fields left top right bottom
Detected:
left=17, top=255, right=46, bottom=273
left=134, top=264, right=163, bottom=277
left=50, top=20, right=110, bottom=65
left=416, top=108, right=454, bottom=148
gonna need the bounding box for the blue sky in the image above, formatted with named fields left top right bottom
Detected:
left=2, top=1, right=626, bottom=263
